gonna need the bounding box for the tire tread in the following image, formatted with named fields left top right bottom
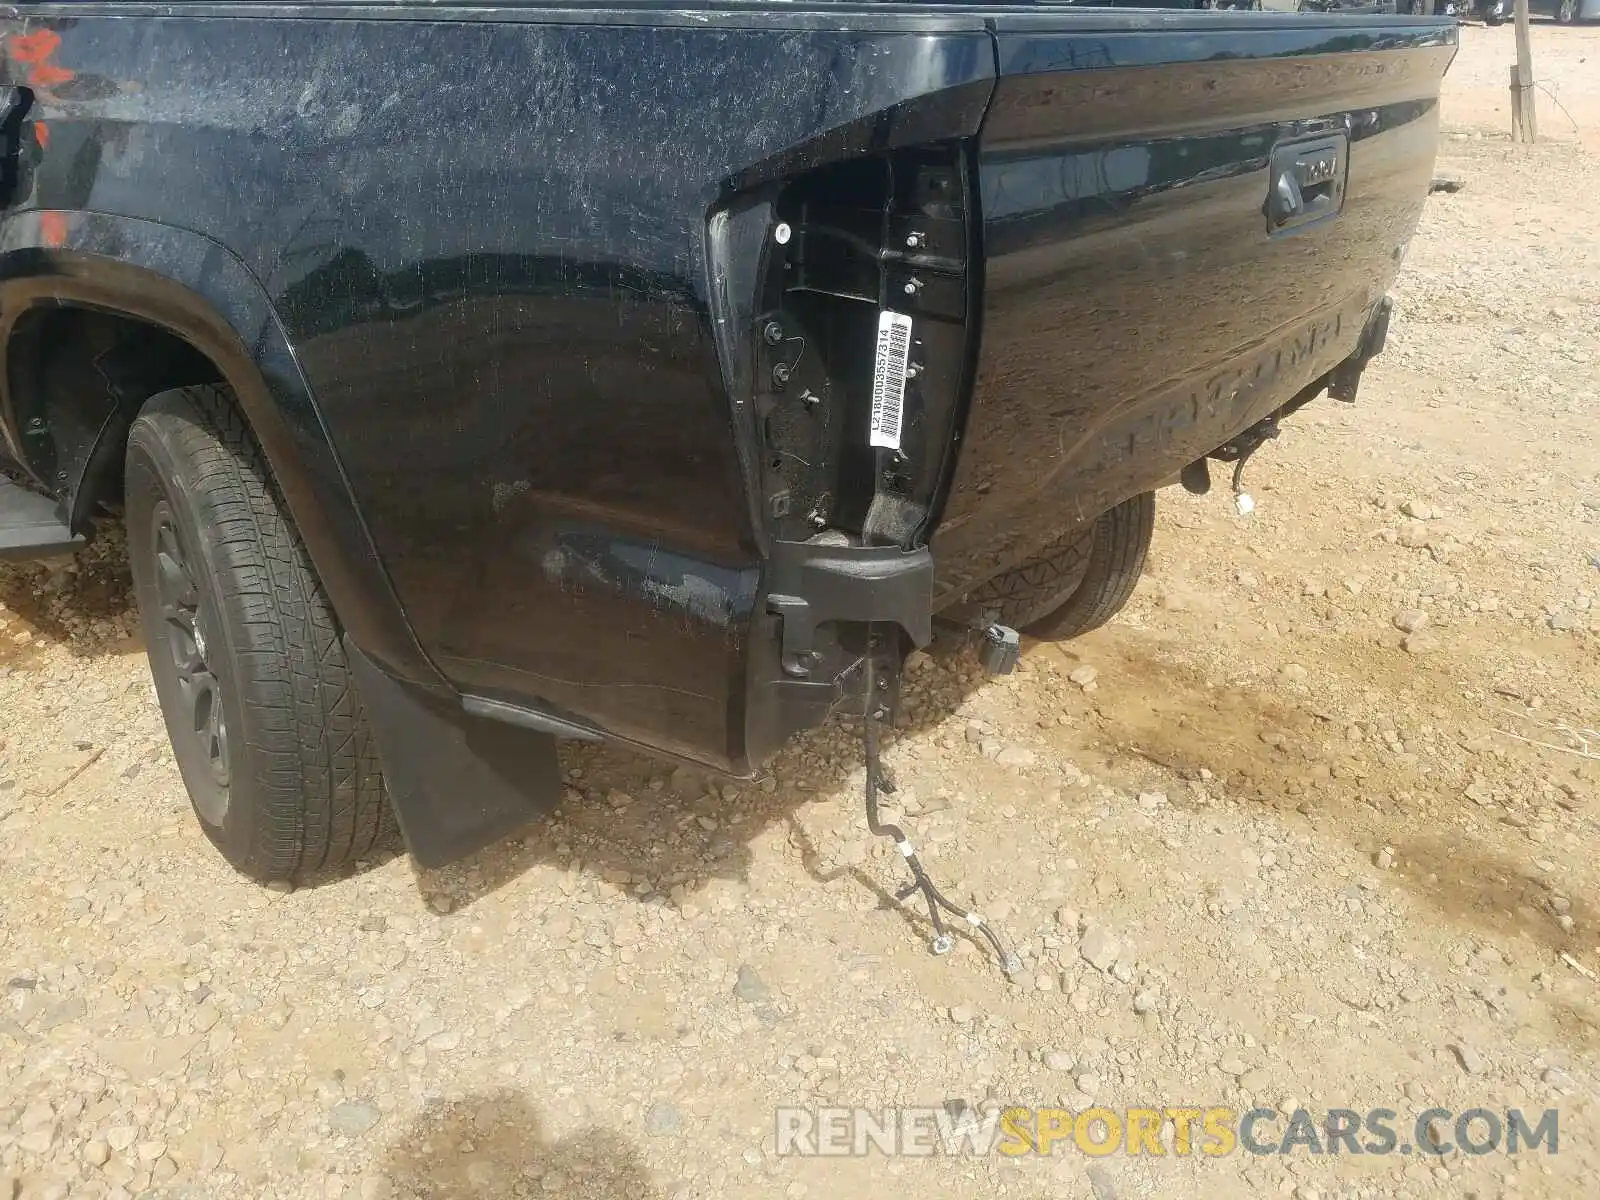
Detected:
left=129, top=385, right=388, bottom=880
left=967, top=493, right=1156, bottom=641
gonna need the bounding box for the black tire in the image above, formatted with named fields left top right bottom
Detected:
left=125, top=384, right=390, bottom=882
left=968, top=492, right=1156, bottom=641
left=1556, top=0, right=1578, bottom=21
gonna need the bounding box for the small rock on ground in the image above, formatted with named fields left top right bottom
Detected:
left=1079, top=927, right=1120, bottom=972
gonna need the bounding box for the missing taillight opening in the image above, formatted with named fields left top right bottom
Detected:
left=749, top=144, right=974, bottom=550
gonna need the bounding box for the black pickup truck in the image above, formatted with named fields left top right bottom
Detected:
left=0, top=2, right=1455, bottom=885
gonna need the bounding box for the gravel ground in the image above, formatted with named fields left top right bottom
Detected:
left=4, top=27, right=1600, bottom=1200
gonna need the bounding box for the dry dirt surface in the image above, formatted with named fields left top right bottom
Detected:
left=1440, top=21, right=1600, bottom=147
left=3, top=25, right=1600, bottom=1200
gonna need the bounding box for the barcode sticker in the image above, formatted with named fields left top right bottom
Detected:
left=869, top=310, right=913, bottom=450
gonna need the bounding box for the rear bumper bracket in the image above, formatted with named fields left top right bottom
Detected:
left=765, top=539, right=934, bottom=678
left=1328, top=294, right=1393, bottom=403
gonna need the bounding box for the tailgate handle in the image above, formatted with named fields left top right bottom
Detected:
left=1267, top=134, right=1347, bottom=234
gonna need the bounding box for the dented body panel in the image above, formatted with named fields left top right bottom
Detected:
left=0, top=3, right=1456, bottom=798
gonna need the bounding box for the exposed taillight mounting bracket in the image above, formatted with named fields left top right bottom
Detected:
left=748, top=145, right=973, bottom=550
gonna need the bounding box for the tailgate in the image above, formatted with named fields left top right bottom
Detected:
left=932, top=13, right=1457, bottom=599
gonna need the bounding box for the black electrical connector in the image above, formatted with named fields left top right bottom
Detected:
left=1211, top=413, right=1280, bottom=515
left=979, top=623, right=1020, bottom=674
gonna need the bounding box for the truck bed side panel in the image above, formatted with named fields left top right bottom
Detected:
left=0, top=9, right=992, bottom=768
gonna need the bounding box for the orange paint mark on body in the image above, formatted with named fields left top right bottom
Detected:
left=30, top=62, right=72, bottom=87
left=8, top=29, right=61, bottom=65
left=7, top=28, right=75, bottom=88
left=39, top=211, right=66, bottom=247
left=34, top=120, right=48, bottom=148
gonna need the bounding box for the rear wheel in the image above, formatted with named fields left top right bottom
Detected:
left=966, top=492, right=1156, bottom=641
left=1557, top=0, right=1578, bottom=22
left=126, top=384, right=390, bottom=882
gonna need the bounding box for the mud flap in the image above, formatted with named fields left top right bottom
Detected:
left=344, top=638, right=560, bottom=868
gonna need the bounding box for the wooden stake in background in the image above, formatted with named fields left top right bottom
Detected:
left=1511, top=0, right=1538, bottom=142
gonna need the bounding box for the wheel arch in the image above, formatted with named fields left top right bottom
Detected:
left=5, top=303, right=224, bottom=526
left=0, top=209, right=446, bottom=687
